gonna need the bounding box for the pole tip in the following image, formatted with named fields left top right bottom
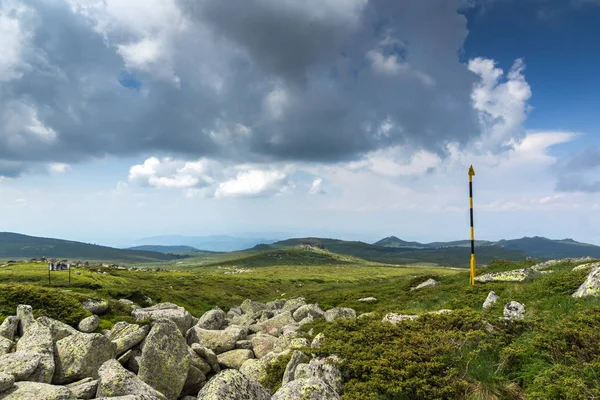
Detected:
left=468, top=165, right=475, bottom=177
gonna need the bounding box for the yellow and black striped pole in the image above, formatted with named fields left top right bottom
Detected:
left=468, top=165, right=476, bottom=285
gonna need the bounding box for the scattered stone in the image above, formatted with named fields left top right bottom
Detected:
left=411, top=278, right=440, bottom=290
left=272, top=377, right=340, bottom=400
left=311, top=333, right=325, bottom=349
left=0, top=381, right=75, bottom=399
left=240, top=299, right=268, bottom=317
left=229, top=314, right=256, bottom=326
left=16, top=305, right=34, bottom=337
left=483, top=291, right=499, bottom=309
left=36, top=317, right=78, bottom=343
left=357, top=313, right=375, bottom=319
left=282, top=350, right=310, bottom=385
left=118, top=299, right=135, bottom=307
left=228, top=306, right=243, bottom=316
left=429, top=309, right=453, bottom=315
left=531, top=257, right=594, bottom=271
left=292, top=304, right=325, bottom=322
left=106, top=322, right=150, bottom=356
left=0, top=351, right=41, bottom=381
left=53, top=333, right=116, bottom=384
left=187, top=325, right=247, bottom=354
left=191, top=344, right=220, bottom=374
left=250, top=334, right=278, bottom=359
left=196, top=308, right=226, bottom=330
left=324, top=308, right=356, bottom=322
left=0, top=317, right=19, bottom=341
left=265, top=300, right=286, bottom=311
left=138, top=320, right=189, bottom=400
left=96, top=359, right=167, bottom=400
left=298, top=314, right=314, bottom=326
left=382, top=313, right=418, bottom=325
left=66, top=378, right=98, bottom=399
left=572, top=264, right=600, bottom=298
left=15, top=321, right=55, bottom=383
left=357, top=297, right=378, bottom=302
left=81, top=299, right=109, bottom=316
left=0, top=372, right=15, bottom=393
left=504, top=301, right=526, bottom=320
left=78, top=315, right=99, bottom=333
left=272, top=332, right=299, bottom=353
left=217, top=349, right=254, bottom=370
left=131, top=303, right=193, bottom=335
left=196, top=369, right=270, bottom=400
left=281, top=324, right=301, bottom=336
left=475, top=268, right=540, bottom=283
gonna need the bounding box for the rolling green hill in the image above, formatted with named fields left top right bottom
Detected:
left=495, top=236, right=600, bottom=258
left=0, top=232, right=181, bottom=263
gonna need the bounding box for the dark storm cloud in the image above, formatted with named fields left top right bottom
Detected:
left=0, top=0, right=483, bottom=175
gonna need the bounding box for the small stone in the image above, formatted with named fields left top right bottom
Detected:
left=357, top=297, right=378, bottom=302
left=483, top=291, right=499, bottom=309
left=324, top=308, right=356, bottom=322
left=382, top=313, right=418, bottom=325
left=411, top=278, right=440, bottom=290
left=504, top=301, right=526, bottom=320
left=81, top=299, right=109, bottom=315
left=217, top=349, right=254, bottom=370
left=78, top=315, right=99, bottom=333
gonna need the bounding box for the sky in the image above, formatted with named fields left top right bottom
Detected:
left=1, top=0, right=600, bottom=247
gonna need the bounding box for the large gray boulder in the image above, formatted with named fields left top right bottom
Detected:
left=282, top=351, right=310, bottom=386
left=0, top=317, right=18, bottom=341
left=475, top=268, right=540, bottom=283
left=0, top=337, right=13, bottom=355
left=131, top=303, right=192, bottom=335
left=81, top=299, right=109, bottom=315
left=292, top=305, right=325, bottom=322
left=138, top=320, right=189, bottom=400
left=239, top=350, right=290, bottom=386
left=78, top=315, right=99, bottom=333
left=0, top=382, right=75, bottom=400
left=294, top=357, right=343, bottom=394
left=229, top=314, right=256, bottom=327
left=15, top=321, right=55, bottom=383
left=196, top=309, right=226, bottom=330
left=0, top=351, right=41, bottom=381
left=572, top=265, right=600, bottom=298
left=106, top=322, right=150, bottom=356
left=504, top=301, right=526, bottom=320
left=36, top=317, right=79, bottom=343
left=16, top=305, right=34, bottom=337
left=324, top=308, right=356, bottom=322
left=483, top=291, right=499, bottom=309
left=240, top=299, right=267, bottom=317
left=96, top=359, right=167, bottom=400
left=217, top=349, right=254, bottom=370
left=187, top=325, right=246, bottom=354
left=53, top=333, right=116, bottom=384
left=191, top=344, right=220, bottom=374
left=0, top=372, right=15, bottom=393
left=196, top=369, right=270, bottom=400
left=187, top=347, right=212, bottom=375
left=251, top=334, right=278, bottom=359
left=251, top=312, right=296, bottom=336
left=272, top=377, right=340, bottom=400
left=282, top=298, right=307, bottom=313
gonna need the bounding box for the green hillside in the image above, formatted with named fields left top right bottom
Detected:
left=0, top=232, right=181, bottom=263
left=496, top=236, right=600, bottom=258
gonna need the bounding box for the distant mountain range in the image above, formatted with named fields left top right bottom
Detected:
left=131, top=235, right=278, bottom=252
left=126, top=245, right=217, bottom=255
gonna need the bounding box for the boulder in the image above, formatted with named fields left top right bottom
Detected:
left=117, top=349, right=133, bottom=365
left=229, top=314, right=256, bottom=326
left=196, top=309, right=226, bottom=330
left=53, top=333, right=116, bottom=384
left=252, top=311, right=296, bottom=336
left=282, top=350, right=310, bottom=385
left=0, top=351, right=41, bottom=381
left=572, top=265, right=600, bottom=298
left=182, top=365, right=205, bottom=395
left=191, top=344, right=220, bottom=374
left=258, top=310, right=275, bottom=323
left=251, top=334, right=278, bottom=359
left=382, top=313, right=418, bottom=325
left=504, top=301, right=526, bottom=320
left=196, top=369, right=270, bottom=400
left=66, top=378, right=97, bottom=399
left=273, top=333, right=299, bottom=354
left=188, top=347, right=212, bottom=375
left=0, top=317, right=19, bottom=341
left=36, top=317, right=78, bottom=343
left=265, top=300, right=286, bottom=311
left=475, top=268, right=540, bottom=283
left=81, top=299, right=109, bottom=315
left=324, top=308, right=356, bottom=322
left=106, top=322, right=150, bottom=356
left=272, top=377, right=340, bottom=400
left=357, top=297, right=378, bottom=302
left=239, top=350, right=291, bottom=385
left=573, top=262, right=600, bottom=272
left=118, top=299, right=135, bottom=307
left=131, top=303, right=192, bottom=335
left=298, top=315, right=314, bottom=326
left=282, top=298, right=307, bottom=313
left=16, top=305, right=34, bottom=337
left=78, top=315, right=99, bottom=333
left=411, top=278, right=440, bottom=290
left=0, top=382, right=75, bottom=400
left=15, top=321, right=54, bottom=383
left=138, top=320, right=189, bottom=400
left=282, top=324, right=301, bottom=336
left=125, top=349, right=142, bottom=374
left=483, top=291, right=499, bottom=309
left=294, top=357, right=343, bottom=394
left=236, top=340, right=253, bottom=350
left=0, top=372, right=15, bottom=393
left=240, top=299, right=267, bottom=317
left=187, top=325, right=246, bottom=354
left=96, top=359, right=167, bottom=400
left=311, top=333, right=325, bottom=349
left=292, top=305, right=325, bottom=322
left=217, top=349, right=254, bottom=370
left=0, top=337, right=12, bottom=355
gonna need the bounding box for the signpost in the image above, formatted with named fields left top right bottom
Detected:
left=48, top=262, right=71, bottom=286
left=468, top=165, right=476, bottom=285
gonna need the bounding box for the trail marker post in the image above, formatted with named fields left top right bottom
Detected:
left=468, top=165, right=476, bottom=285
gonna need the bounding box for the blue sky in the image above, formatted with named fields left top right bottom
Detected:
left=1, top=0, right=600, bottom=247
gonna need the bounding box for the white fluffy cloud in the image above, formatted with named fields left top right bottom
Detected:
left=309, top=178, right=326, bottom=195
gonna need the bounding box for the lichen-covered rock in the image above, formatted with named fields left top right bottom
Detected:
left=0, top=317, right=18, bottom=341
left=531, top=257, right=594, bottom=271
left=382, top=313, right=418, bottom=325
left=272, top=377, right=340, bottom=400
left=236, top=340, right=253, bottom=350
left=106, top=322, right=150, bottom=356
left=483, top=291, right=499, bottom=309
left=138, top=320, right=189, bottom=400
left=0, top=337, right=13, bottom=355
left=504, top=301, right=526, bottom=320
left=324, top=308, right=356, bottom=322
left=257, top=310, right=275, bottom=323
left=66, top=378, right=97, bottom=399
left=292, top=305, right=325, bottom=322
left=357, top=297, right=378, bottom=302
left=196, top=309, right=226, bottom=330
left=0, top=372, right=15, bottom=393
left=411, top=278, right=440, bottom=290
left=53, top=333, right=116, bottom=384
left=191, top=344, right=220, bottom=374
left=252, top=311, right=296, bottom=336
left=240, top=299, right=267, bottom=317
left=311, top=333, right=325, bottom=349
left=16, top=321, right=54, bottom=383
left=81, top=299, right=109, bottom=315
left=0, top=351, right=41, bottom=381
left=95, top=395, right=157, bottom=400
left=475, top=268, right=540, bottom=283
left=16, top=305, right=34, bottom=337
left=217, top=349, right=254, bottom=370
left=265, top=299, right=286, bottom=311
left=0, top=381, right=75, bottom=400
left=131, top=303, right=192, bottom=335
left=282, top=324, right=301, bottom=336
left=293, top=357, right=343, bottom=394
left=239, top=350, right=290, bottom=385
left=182, top=365, right=205, bottom=396
left=187, top=325, right=246, bottom=354
left=125, top=349, right=142, bottom=374
left=78, top=315, right=99, bottom=333
left=282, top=351, right=310, bottom=385
left=188, top=347, right=212, bottom=375
left=282, top=298, right=307, bottom=313
left=117, top=349, right=133, bottom=365
left=118, top=299, right=136, bottom=307
left=250, top=334, right=278, bottom=359
left=573, top=262, right=600, bottom=272
left=196, top=369, right=270, bottom=400
left=229, top=314, right=256, bottom=326
left=272, top=332, right=298, bottom=354
left=36, top=317, right=79, bottom=343
left=96, top=359, right=167, bottom=400
left=572, top=265, right=600, bottom=298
